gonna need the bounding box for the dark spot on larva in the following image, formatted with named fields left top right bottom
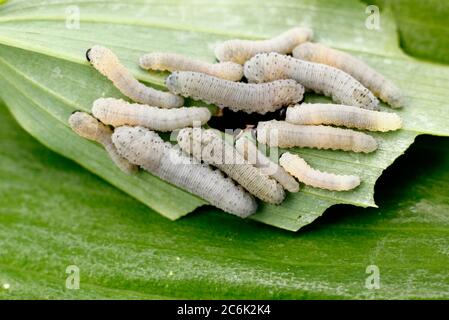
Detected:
left=85, top=48, right=92, bottom=62
left=71, top=110, right=83, bottom=115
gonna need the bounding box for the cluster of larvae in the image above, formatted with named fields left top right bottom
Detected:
left=68, top=27, right=403, bottom=218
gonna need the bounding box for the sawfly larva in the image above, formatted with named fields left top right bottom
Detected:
left=286, top=103, right=402, bottom=132
left=244, top=52, right=379, bottom=110
left=112, top=126, right=257, bottom=217
left=139, top=52, right=244, bottom=81
left=235, top=134, right=300, bottom=193
left=86, top=45, right=183, bottom=108
left=292, top=42, right=404, bottom=108
left=68, top=111, right=137, bottom=174
left=177, top=128, right=285, bottom=204
left=279, top=152, right=361, bottom=191
left=215, top=27, right=314, bottom=64
left=165, top=71, right=304, bottom=114
left=91, top=98, right=211, bottom=132
left=257, top=120, right=378, bottom=153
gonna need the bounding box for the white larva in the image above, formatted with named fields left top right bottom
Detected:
left=257, top=120, right=378, bottom=153
left=91, top=98, right=211, bottom=132
left=293, top=42, right=404, bottom=108
left=235, top=134, right=300, bottom=193
left=165, top=71, right=304, bottom=114
left=68, top=111, right=137, bottom=174
left=112, top=126, right=257, bottom=217
left=286, top=103, right=402, bottom=132
left=177, top=128, right=285, bottom=204
left=280, top=152, right=361, bottom=191
left=139, top=52, right=244, bottom=82
left=215, top=27, right=314, bottom=64
left=244, top=52, right=379, bottom=110
left=86, top=45, right=184, bottom=108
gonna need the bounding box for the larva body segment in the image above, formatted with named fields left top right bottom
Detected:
left=91, top=98, right=211, bottom=132
left=244, top=53, right=379, bottom=110
left=86, top=46, right=184, bottom=108
left=165, top=71, right=304, bottom=114
left=215, top=27, right=314, bottom=64
left=139, top=52, right=244, bottom=82
left=112, top=126, right=257, bottom=217
left=280, top=152, right=361, bottom=191
left=257, top=120, right=378, bottom=153
left=177, top=128, right=285, bottom=204
left=293, top=42, right=404, bottom=108
left=286, top=103, right=402, bottom=132
left=235, top=134, right=300, bottom=193
left=68, top=112, right=137, bottom=174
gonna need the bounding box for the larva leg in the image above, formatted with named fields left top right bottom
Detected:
left=165, top=71, right=304, bottom=114
left=177, top=128, right=285, bottom=204
left=244, top=52, right=379, bottom=110
left=280, top=152, right=361, bottom=191
left=86, top=46, right=184, bottom=108
left=68, top=111, right=137, bottom=174
left=214, top=27, right=314, bottom=64
left=235, top=133, right=299, bottom=193
left=91, top=98, right=211, bottom=132
left=293, top=42, right=404, bottom=108
left=286, top=103, right=402, bottom=132
left=257, top=120, right=378, bottom=153
left=112, top=126, right=257, bottom=217
left=139, top=52, right=244, bottom=82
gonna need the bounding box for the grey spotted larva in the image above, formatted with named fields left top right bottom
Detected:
left=68, top=111, right=137, bottom=174
left=91, top=98, right=211, bottom=132
left=112, top=126, right=257, bottom=217
left=280, top=152, right=361, bottom=191
left=165, top=71, right=304, bottom=114
left=139, top=52, right=244, bottom=82
left=286, top=103, right=402, bottom=132
left=235, top=134, right=300, bottom=193
left=292, top=42, right=404, bottom=108
left=86, top=45, right=183, bottom=108
left=214, top=27, right=314, bottom=64
left=257, top=120, right=378, bottom=153
left=244, top=52, right=379, bottom=110
left=177, top=128, right=285, bottom=204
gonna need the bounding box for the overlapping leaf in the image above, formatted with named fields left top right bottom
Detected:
left=0, top=0, right=448, bottom=231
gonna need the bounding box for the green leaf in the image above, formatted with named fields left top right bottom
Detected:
left=374, top=0, right=449, bottom=65
left=0, top=0, right=448, bottom=231
left=1, top=101, right=449, bottom=299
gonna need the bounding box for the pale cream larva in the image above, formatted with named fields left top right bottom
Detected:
left=244, top=52, right=379, bottom=110
left=286, top=103, right=402, bottom=132
left=112, top=126, right=257, bottom=217
left=293, top=42, right=404, bottom=108
left=177, top=128, right=285, bottom=204
left=139, top=52, right=244, bottom=82
left=165, top=71, right=304, bottom=114
left=68, top=112, right=137, bottom=174
left=91, top=98, right=211, bottom=132
left=215, top=27, right=314, bottom=64
left=86, top=45, right=183, bottom=108
left=280, top=152, right=361, bottom=191
left=235, top=134, right=300, bottom=193
left=257, top=120, right=378, bottom=153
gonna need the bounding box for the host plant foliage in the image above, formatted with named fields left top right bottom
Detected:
left=0, top=0, right=448, bottom=231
